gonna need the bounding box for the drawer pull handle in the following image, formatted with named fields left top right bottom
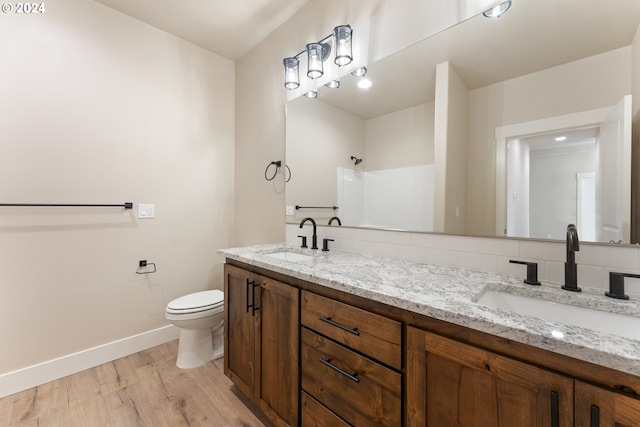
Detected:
left=319, top=317, right=360, bottom=336
left=319, top=358, right=360, bottom=383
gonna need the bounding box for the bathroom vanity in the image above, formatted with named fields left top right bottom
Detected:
left=220, top=244, right=640, bottom=426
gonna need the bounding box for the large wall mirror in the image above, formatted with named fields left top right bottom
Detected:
left=286, top=0, right=640, bottom=244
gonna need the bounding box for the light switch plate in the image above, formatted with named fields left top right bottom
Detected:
left=138, top=204, right=155, bottom=219
left=286, top=205, right=295, bottom=216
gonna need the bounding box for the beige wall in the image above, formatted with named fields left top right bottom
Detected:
left=0, top=0, right=234, bottom=374
left=443, top=63, right=469, bottom=234
left=467, top=47, right=633, bottom=237
left=365, top=102, right=435, bottom=170
left=234, top=0, right=502, bottom=246
left=285, top=98, right=364, bottom=223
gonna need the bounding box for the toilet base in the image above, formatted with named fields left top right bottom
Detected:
left=175, top=327, right=224, bottom=369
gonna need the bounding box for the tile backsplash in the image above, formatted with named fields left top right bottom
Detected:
left=287, top=224, right=640, bottom=295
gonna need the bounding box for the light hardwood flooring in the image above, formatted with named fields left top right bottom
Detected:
left=0, top=340, right=271, bottom=427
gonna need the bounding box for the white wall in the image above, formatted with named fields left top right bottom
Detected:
left=338, top=165, right=435, bottom=230
left=506, top=139, right=531, bottom=238
left=0, top=0, right=234, bottom=384
left=530, top=145, right=596, bottom=239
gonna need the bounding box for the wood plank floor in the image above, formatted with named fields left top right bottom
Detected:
left=0, top=340, right=271, bottom=427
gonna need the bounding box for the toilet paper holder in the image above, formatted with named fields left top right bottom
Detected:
left=136, top=260, right=156, bottom=274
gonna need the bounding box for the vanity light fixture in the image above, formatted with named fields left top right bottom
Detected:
left=482, top=0, right=512, bottom=18
left=283, top=25, right=353, bottom=90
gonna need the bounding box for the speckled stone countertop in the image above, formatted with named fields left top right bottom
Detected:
left=219, top=243, right=640, bottom=377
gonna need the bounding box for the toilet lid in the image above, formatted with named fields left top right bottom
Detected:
left=167, top=290, right=224, bottom=312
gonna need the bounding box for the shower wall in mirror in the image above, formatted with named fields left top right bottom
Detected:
left=285, top=0, right=640, bottom=243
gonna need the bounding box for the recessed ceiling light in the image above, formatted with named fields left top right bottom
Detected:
left=555, top=136, right=567, bottom=142
left=483, top=0, right=512, bottom=18
left=351, top=67, right=367, bottom=77
left=357, top=78, right=372, bottom=89
left=325, top=79, right=340, bottom=89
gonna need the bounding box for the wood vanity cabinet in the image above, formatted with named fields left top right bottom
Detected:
left=300, top=290, right=403, bottom=426
left=224, top=259, right=640, bottom=427
left=223, top=264, right=299, bottom=427
left=406, top=326, right=574, bottom=427
left=575, top=380, right=640, bottom=427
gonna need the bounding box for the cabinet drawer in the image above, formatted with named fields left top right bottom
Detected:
left=301, top=391, right=350, bottom=427
left=301, top=328, right=401, bottom=427
left=301, top=291, right=402, bottom=369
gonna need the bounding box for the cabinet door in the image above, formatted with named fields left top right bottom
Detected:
left=258, top=276, right=299, bottom=427
left=406, top=327, right=573, bottom=427
left=575, top=380, right=640, bottom=427
left=224, top=264, right=260, bottom=401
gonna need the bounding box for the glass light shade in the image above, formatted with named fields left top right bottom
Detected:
left=333, top=25, right=353, bottom=66
left=306, top=43, right=324, bottom=79
left=283, top=57, right=300, bottom=90
left=483, top=0, right=511, bottom=18
left=304, top=90, right=318, bottom=98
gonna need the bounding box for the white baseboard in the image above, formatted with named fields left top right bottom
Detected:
left=0, top=325, right=180, bottom=398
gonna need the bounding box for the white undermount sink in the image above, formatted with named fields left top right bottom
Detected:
left=477, top=290, right=640, bottom=341
left=264, top=251, right=314, bottom=262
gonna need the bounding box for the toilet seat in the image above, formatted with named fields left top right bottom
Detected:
left=166, top=290, right=224, bottom=315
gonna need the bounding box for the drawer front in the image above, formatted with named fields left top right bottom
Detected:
left=301, top=391, right=351, bottom=427
left=301, top=328, right=401, bottom=427
left=301, top=291, right=402, bottom=369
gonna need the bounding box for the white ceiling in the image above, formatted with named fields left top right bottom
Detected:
left=93, top=0, right=311, bottom=60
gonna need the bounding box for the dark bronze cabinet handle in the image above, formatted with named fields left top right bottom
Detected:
left=551, top=391, right=559, bottom=427
left=319, top=358, right=359, bottom=383
left=319, top=317, right=360, bottom=336
left=590, top=404, right=600, bottom=427
left=245, top=279, right=252, bottom=313
left=246, top=279, right=260, bottom=316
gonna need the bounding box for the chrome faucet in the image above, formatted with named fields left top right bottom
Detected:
left=562, top=224, right=581, bottom=292
left=328, top=216, right=342, bottom=226
left=299, top=217, right=318, bottom=249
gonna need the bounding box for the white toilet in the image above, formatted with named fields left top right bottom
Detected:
left=165, top=289, right=224, bottom=369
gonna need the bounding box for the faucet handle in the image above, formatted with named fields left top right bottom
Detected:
left=297, top=235, right=308, bottom=248
left=606, top=272, right=640, bottom=300
left=322, top=238, right=334, bottom=252
left=509, top=260, right=541, bottom=286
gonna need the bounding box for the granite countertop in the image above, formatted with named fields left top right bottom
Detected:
left=219, top=243, right=640, bottom=377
